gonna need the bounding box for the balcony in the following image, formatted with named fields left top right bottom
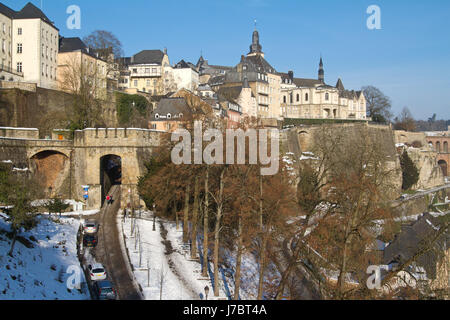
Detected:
left=0, top=64, right=23, bottom=77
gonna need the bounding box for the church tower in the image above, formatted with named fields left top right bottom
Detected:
left=248, top=26, right=264, bottom=57
left=318, top=57, right=325, bottom=83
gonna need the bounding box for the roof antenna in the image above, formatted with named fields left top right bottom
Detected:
left=254, top=19, right=257, bottom=30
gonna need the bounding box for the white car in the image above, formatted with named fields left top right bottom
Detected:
left=88, top=263, right=107, bottom=281
left=84, top=220, right=98, bottom=234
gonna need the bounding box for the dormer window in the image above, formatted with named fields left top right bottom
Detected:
left=155, top=113, right=160, bottom=119
left=167, top=113, right=172, bottom=119
left=179, top=113, right=183, bottom=119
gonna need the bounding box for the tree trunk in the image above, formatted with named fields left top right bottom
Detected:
left=191, top=176, right=199, bottom=260
left=183, top=182, right=190, bottom=243
left=8, top=230, right=17, bottom=257
left=257, top=234, right=268, bottom=300
left=202, top=166, right=209, bottom=277
left=234, top=213, right=243, bottom=300
left=257, top=174, right=266, bottom=300
left=214, top=168, right=226, bottom=297
left=173, top=201, right=179, bottom=230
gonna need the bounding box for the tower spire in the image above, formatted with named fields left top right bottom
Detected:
left=318, top=56, right=324, bottom=83
left=249, top=22, right=262, bottom=56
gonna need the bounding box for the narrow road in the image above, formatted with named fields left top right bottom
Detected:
left=95, top=185, right=142, bottom=300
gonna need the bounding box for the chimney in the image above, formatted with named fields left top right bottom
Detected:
left=288, top=70, right=294, bottom=81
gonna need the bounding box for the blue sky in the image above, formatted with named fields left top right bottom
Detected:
left=4, top=0, right=450, bottom=120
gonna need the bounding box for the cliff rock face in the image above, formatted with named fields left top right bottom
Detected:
left=405, top=147, right=445, bottom=190
left=281, top=123, right=403, bottom=199
left=393, top=130, right=445, bottom=190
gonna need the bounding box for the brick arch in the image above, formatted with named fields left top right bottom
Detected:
left=28, top=148, right=71, bottom=159
left=29, top=150, right=70, bottom=197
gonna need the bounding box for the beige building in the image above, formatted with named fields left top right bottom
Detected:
left=279, top=70, right=367, bottom=121
left=209, top=29, right=367, bottom=122
left=120, top=49, right=176, bottom=95
left=57, top=37, right=108, bottom=100
left=210, top=29, right=282, bottom=120
left=0, top=2, right=58, bottom=89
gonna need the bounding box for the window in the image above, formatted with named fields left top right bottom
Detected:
left=134, top=80, right=138, bottom=86
left=305, top=93, right=309, bottom=101
left=167, top=113, right=172, bottom=119
left=17, top=62, right=22, bottom=73
left=283, top=96, right=286, bottom=104
left=296, top=94, right=300, bottom=102
left=17, top=43, right=22, bottom=54
left=325, top=93, right=329, bottom=101
left=2, top=23, right=5, bottom=33
left=166, top=123, right=172, bottom=131
left=42, top=63, right=44, bottom=75
left=152, top=68, right=157, bottom=74
left=2, top=40, right=5, bottom=52
left=151, top=123, right=157, bottom=130
left=18, top=28, right=22, bottom=35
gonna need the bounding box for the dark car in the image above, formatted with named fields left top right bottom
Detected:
left=83, top=234, right=98, bottom=248
left=93, top=280, right=117, bottom=300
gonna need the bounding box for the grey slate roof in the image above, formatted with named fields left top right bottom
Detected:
left=0, top=2, right=16, bottom=18
left=59, top=37, right=88, bottom=53
left=383, top=213, right=449, bottom=280
left=293, top=78, right=323, bottom=88
left=14, top=2, right=57, bottom=30
left=174, top=60, right=197, bottom=71
left=131, top=50, right=165, bottom=65
left=240, top=54, right=276, bottom=74
left=151, top=98, right=191, bottom=121
left=0, top=2, right=57, bottom=30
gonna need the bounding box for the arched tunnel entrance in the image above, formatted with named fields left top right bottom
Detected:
left=100, top=155, right=122, bottom=206
left=30, top=150, right=70, bottom=197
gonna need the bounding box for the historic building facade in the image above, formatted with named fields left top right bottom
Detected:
left=207, top=28, right=367, bottom=122
left=0, top=2, right=59, bottom=89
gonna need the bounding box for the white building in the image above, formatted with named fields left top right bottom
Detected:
left=0, top=2, right=58, bottom=89
left=172, top=60, right=199, bottom=92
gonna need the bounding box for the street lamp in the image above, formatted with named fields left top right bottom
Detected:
left=152, top=204, right=156, bottom=231
left=204, top=286, right=209, bottom=300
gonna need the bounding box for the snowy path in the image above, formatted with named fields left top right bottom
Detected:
left=121, top=214, right=228, bottom=300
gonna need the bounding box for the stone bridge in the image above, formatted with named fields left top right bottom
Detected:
left=0, top=127, right=161, bottom=209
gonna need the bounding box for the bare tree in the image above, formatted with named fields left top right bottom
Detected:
left=362, top=86, right=393, bottom=123
left=83, top=30, right=123, bottom=60
left=394, top=107, right=416, bottom=132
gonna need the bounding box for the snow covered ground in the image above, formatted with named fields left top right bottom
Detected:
left=0, top=213, right=89, bottom=300
left=121, top=212, right=229, bottom=300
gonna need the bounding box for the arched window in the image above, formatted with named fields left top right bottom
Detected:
left=436, top=141, right=441, bottom=152
left=305, top=93, right=309, bottom=102
left=325, top=93, right=329, bottom=101
left=296, top=94, right=300, bottom=102
left=444, top=141, right=448, bottom=153
left=283, top=96, right=286, bottom=104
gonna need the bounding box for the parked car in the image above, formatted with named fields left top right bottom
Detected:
left=83, top=234, right=98, bottom=248
left=93, top=280, right=117, bottom=300
left=88, top=263, right=107, bottom=281
left=84, top=220, right=98, bottom=234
